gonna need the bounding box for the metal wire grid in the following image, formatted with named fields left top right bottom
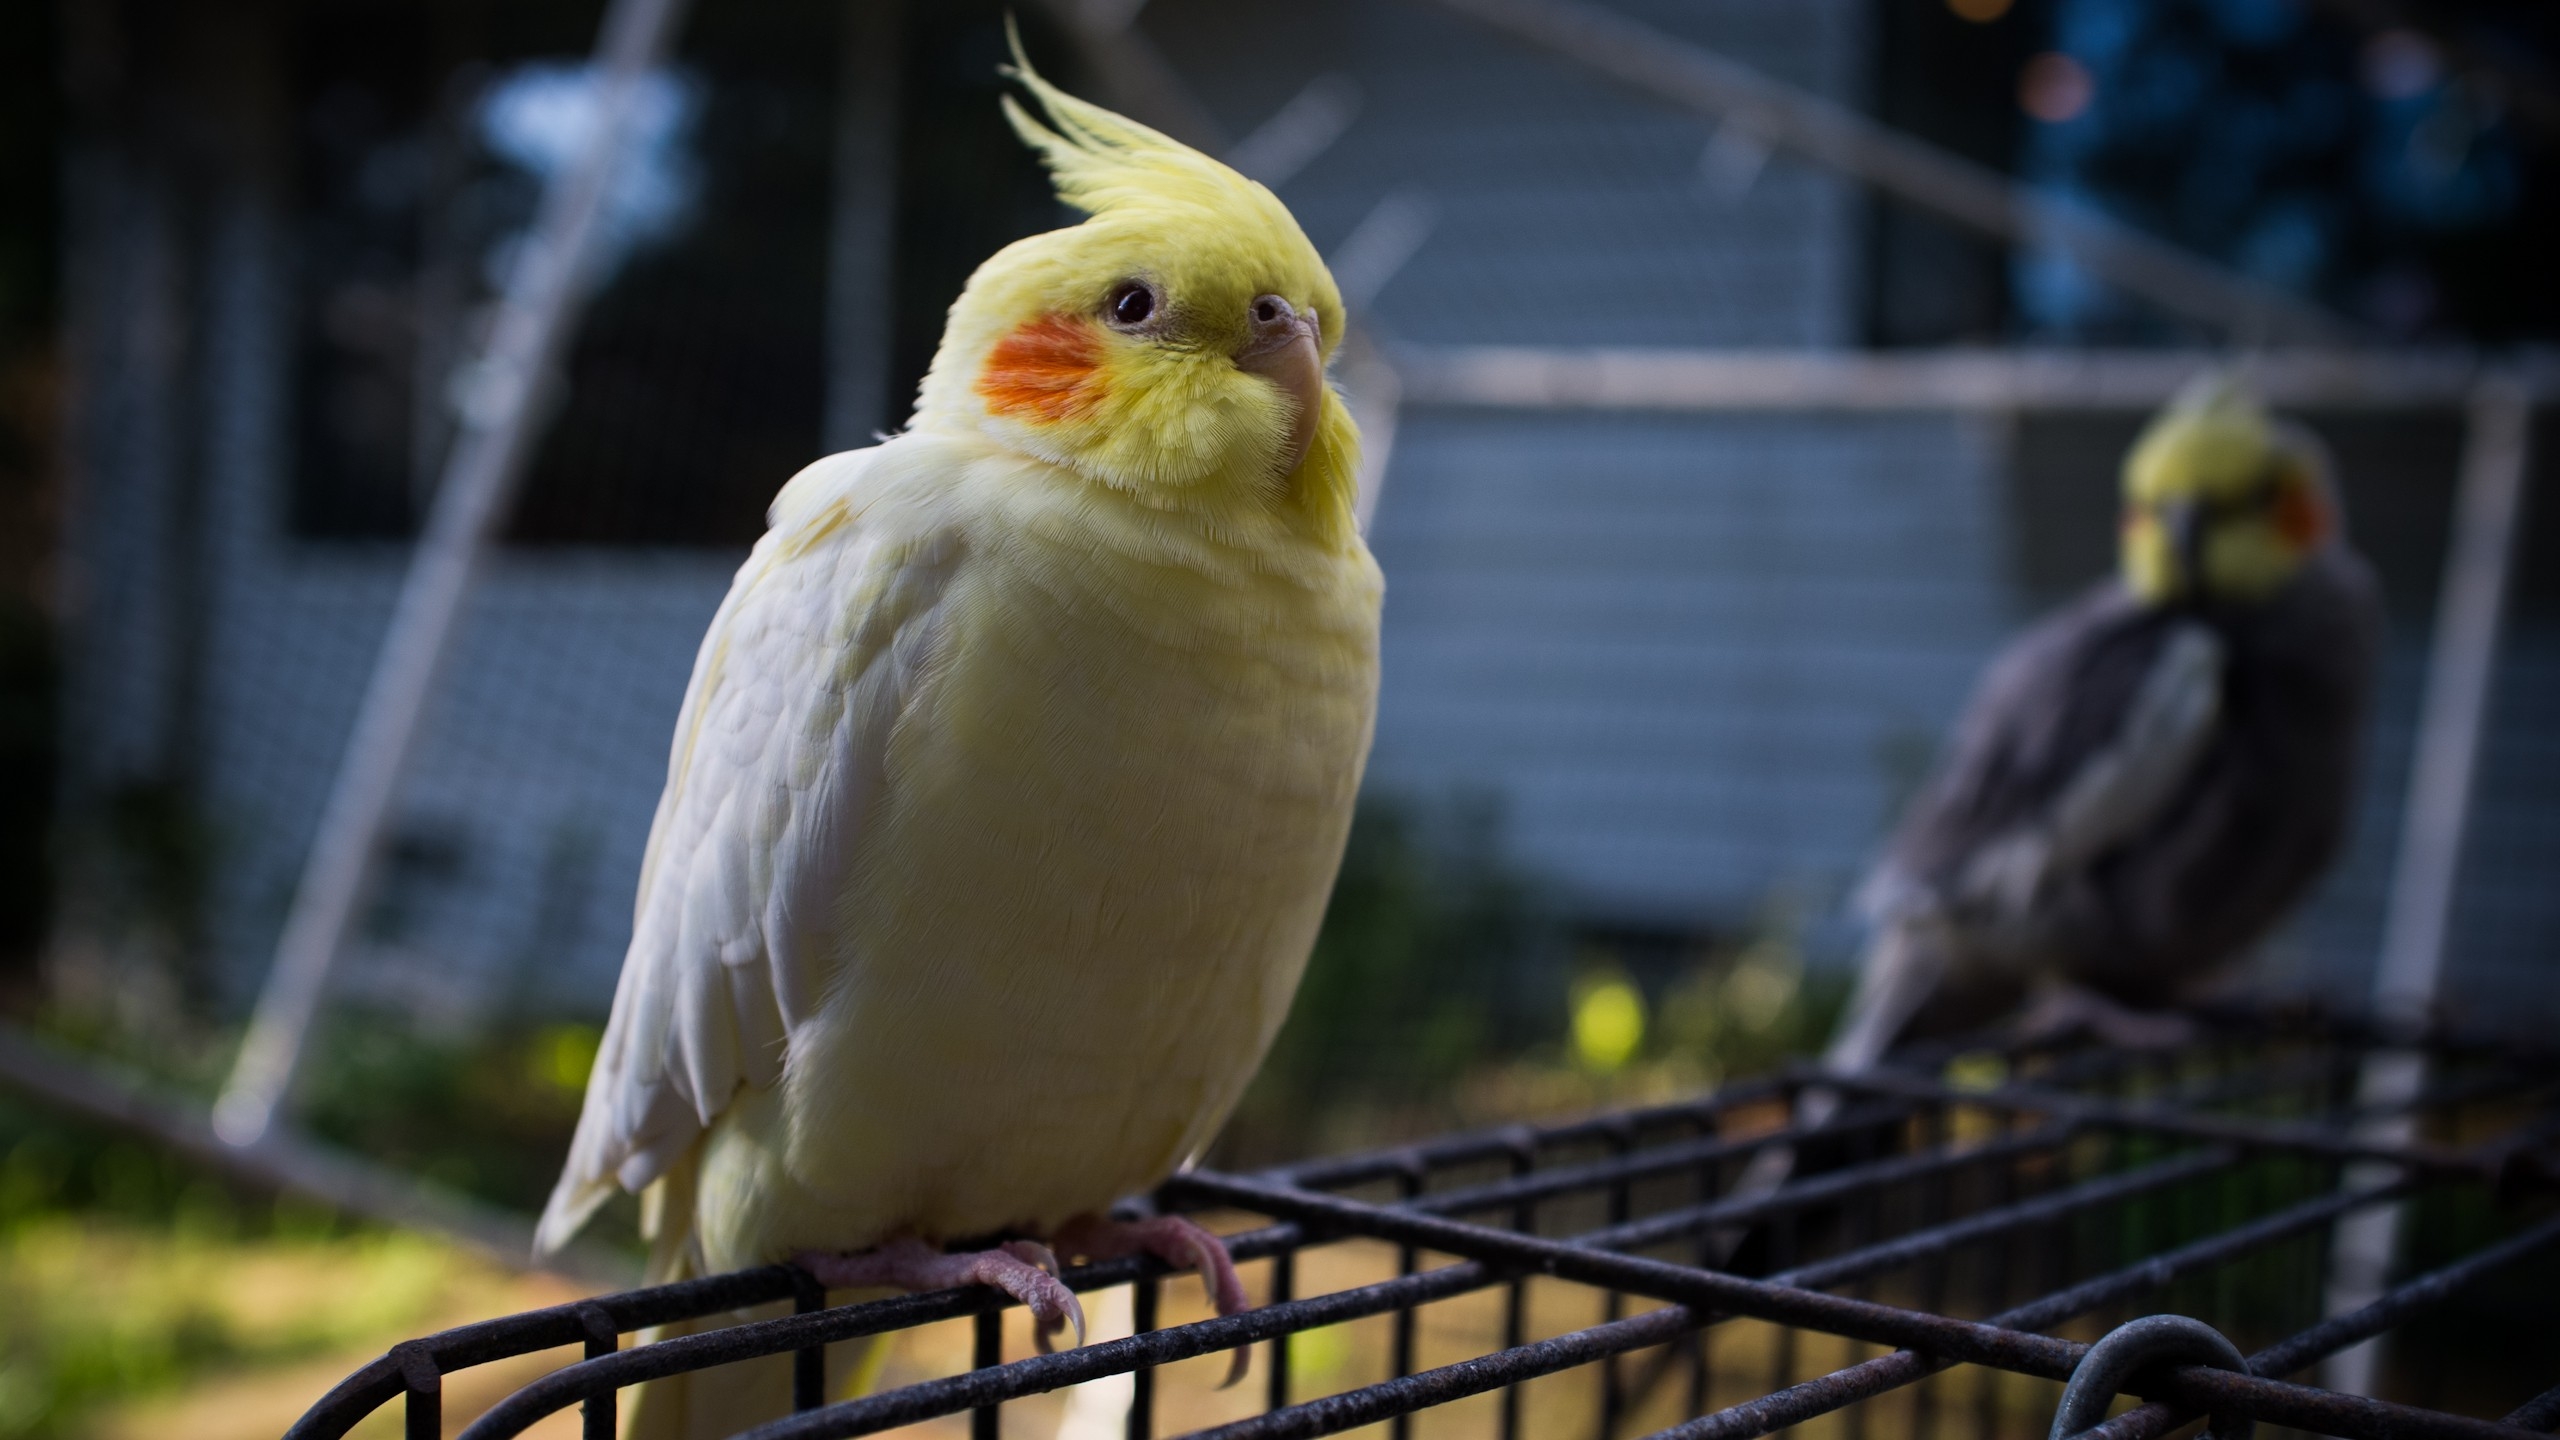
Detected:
left=285, top=1006, right=2560, bottom=1440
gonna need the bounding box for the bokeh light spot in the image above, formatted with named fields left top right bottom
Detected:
left=2361, top=28, right=2443, bottom=101
left=1948, top=0, right=2014, bottom=22
left=1571, top=973, right=1646, bottom=1073
left=533, top=1022, right=603, bottom=1094
left=2020, top=52, right=2096, bottom=124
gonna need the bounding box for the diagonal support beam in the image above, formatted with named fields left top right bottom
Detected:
left=1424, top=0, right=2358, bottom=344
left=213, top=0, right=697, bottom=1148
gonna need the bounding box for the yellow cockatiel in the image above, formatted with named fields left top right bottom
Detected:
left=534, top=54, right=1381, bottom=1434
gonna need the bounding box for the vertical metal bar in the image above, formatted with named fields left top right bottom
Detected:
left=1130, top=1277, right=1159, bottom=1440
left=1766, top=1207, right=1797, bottom=1420
left=1685, top=1140, right=1718, bottom=1424
left=210, top=0, right=698, bottom=1147
left=1503, top=1134, right=1536, bottom=1440
left=577, top=1303, right=620, bottom=1440
left=1390, top=1164, right=1422, bottom=1440
left=399, top=1346, right=440, bottom=1440
left=2325, top=375, right=2535, bottom=1397
left=1971, top=1120, right=2012, bottom=1440
left=973, top=1308, right=1002, bottom=1440
left=824, top=0, right=901, bottom=449
left=793, top=1269, right=828, bottom=1412
left=1910, top=1104, right=1943, bottom=1440
left=1840, top=1120, right=1873, bottom=1440
left=1600, top=1122, right=1632, bottom=1438
left=1266, top=1250, right=1295, bottom=1414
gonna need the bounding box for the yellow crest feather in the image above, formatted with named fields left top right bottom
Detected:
left=1000, top=25, right=1279, bottom=223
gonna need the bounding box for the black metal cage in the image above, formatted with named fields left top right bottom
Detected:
left=286, top=1005, right=2560, bottom=1440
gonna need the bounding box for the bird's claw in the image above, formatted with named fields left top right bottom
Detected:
left=998, top=1240, right=1087, bottom=1350
left=792, top=1238, right=1085, bottom=1351
left=1058, top=1213, right=1254, bottom=1387
left=2015, top=984, right=2198, bottom=1051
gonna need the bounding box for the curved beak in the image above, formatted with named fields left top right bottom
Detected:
left=1235, top=294, right=1323, bottom=479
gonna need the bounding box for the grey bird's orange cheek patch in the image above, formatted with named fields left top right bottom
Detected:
left=979, top=315, right=1108, bottom=422
left=2275, top=482, right=2328, bottom=548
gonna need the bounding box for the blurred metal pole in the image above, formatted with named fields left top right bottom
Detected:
left=213, top=0, right=695, bottom=1148
left=1031, top=0, right=1228, bottom=150
left=1326, top=192, right=1437, bottom=535
left=824, top=0, right=901, bottom=450
left=2321, top=375, right=2536, bottom=1396
left=2, top=1021, right=634, bottom=1286
left=1385, top=345, right=2560, bottom=412
left=1339, top=331, right=1402, bottom=534
left=1425, top=0, right=2358, bottom=345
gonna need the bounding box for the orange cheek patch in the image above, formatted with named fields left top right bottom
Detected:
left=2274, top=483, right=2328, bottom=547
left=978, top=315, right=1107, bottom=423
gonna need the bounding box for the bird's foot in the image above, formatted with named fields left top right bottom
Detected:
left=1056, top=1213, right=1253, bottom=1387
left=795, top=1237, right=1088, bottom=1352
left=2015, top=984, right=2198, bottom=1052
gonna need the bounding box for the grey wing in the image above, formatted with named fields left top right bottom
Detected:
left=1839, top=589, right=2225, bottom=1068
left=1867, top=587, right=2225, bottom=928
left=535, top=448, right=961, bottom=1255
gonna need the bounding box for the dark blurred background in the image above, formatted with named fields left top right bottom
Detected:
left=0, top=0, right=2556, bottom=1434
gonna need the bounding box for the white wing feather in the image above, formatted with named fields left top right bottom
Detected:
left=536, top=443, right=961, bottom=1255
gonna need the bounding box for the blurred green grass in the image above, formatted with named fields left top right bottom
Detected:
left=0, top=1095, right=512, bottom=1439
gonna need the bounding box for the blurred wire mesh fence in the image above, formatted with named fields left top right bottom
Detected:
left=16, top=0, right=2560, bottom=1430
left=45, top=0, right=2560, bottom=1118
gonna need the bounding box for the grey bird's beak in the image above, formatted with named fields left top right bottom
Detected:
left=1235, top=294, right=1323, bottom=479
left=2166, top=498, right=2208, bottom=598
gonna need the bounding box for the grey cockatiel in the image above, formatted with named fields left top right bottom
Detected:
left=1829, top=375, right=2382, bottom=1072
left=1712, top=379, right=2382, bottom=1254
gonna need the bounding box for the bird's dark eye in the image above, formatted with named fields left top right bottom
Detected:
left=1107, top=281, right=1156, bottom=328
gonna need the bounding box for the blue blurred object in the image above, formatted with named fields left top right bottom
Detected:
left=2021, top=0, right=2535, bottom=338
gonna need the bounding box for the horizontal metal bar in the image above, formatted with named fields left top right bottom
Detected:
left=285, top=1267, right=810, bottom=1440
left=1291, top=1040, right=2177, bottom=1215
left=1386, top=346, right=2560, bottom=414
left=1261, top=1032, right=2137, bottom=1195
left=1187, top=1304, right=1703, bottom=1440
left=1412, top=1106, right=2061, bottom=1225
left=2181, top=1002, right=2560, bottom=1073
left=2079, top=1358, right=2548, bottom=1440
left=1831, top=1070, right=2538, bottom=1184
left=1192, top=1147, right=2249, bottom=1440
left=1174, top=1169, right=2103, bottom=1377
left=1638, top=1176, right=2421, bottom=1440
left=1605, top=1047, right=2384, bottom=1268
left=330, top=1116, right=2100, bottom=1440
left=451, top=1230, right=1322, bottom=1440
left=2076, top=1213, right=2560, bottom=1440
left=1775, top=1146, right=2234, bottom=1293
left=1199, top=1163, right=2518, bottom=1440
left=708, top=1120, right=2239, bottom=1440
left=1172, top=1168, right=2549, bottom=1434
left=1266, top=1073, right=1793, bottom=1191
left=728, top=1261, right=1498, bottom=1439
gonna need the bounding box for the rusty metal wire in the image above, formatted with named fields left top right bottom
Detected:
left=285, top=1006, right=2560, bottom=1440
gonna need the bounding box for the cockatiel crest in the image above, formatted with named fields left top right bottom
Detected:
left=913, top=38, right=1356, bottom=526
